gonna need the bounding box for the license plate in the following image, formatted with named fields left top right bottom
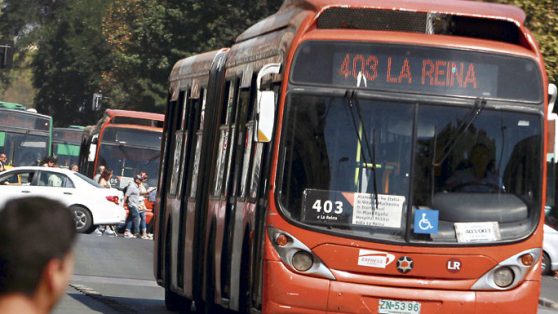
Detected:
left=378, top=299, right=421, bottom=314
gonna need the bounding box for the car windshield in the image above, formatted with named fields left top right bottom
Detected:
left=74, top=172, right=102, bottom=188
left=279, top=93, right=542, bottom=244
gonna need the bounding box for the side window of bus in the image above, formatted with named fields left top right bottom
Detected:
left=222, top=79, right=240, bottom=198
left=212, top=81, right=233, bottom=197
left=189, top=88, right=206, bottom=199
left=238, top=78, right=257, bottom=199
left=169, top=91, right=187, bottom=197
left=177, top=90, right=193, bottom=198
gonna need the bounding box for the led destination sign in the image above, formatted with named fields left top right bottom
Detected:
left=333, top=52, right=497, bottom=97
left=291, top=41, right=542, bottom=103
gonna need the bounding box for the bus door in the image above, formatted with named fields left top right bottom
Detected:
left=219, top=76, right=258, bottom=311
left=184, top=87, right=207, bottom=300
left=206, top=79, right=237, bottom=304
left=164, top=91, right=193, bottom=290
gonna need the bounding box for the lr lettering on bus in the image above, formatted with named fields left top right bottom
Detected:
left=447, top=258, right=462, bottom=273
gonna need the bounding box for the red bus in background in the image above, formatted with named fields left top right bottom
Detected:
left=155, top=1, right=550, bottom=313
left=80, top=109, right=164, bottom=224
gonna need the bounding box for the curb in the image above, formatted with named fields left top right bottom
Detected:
left=539, top=298, right=558, bottom=310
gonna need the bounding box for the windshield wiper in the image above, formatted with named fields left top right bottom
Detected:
left=432, top=98, right=487, bottom=167
left=345, top=90, right=379, bottom=208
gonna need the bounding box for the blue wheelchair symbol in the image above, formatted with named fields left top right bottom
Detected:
left=414, top=209, right=439, bottom=234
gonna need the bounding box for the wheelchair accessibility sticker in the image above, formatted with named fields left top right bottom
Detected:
left=414, top=209, right=439, bottom=234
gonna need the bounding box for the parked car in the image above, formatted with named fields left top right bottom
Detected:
left=0, top=166, right=126, bottom=233
left=543, top=223, right=558, bottom=275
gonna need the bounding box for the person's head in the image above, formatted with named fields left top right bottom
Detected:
left=100, top=169, right=113, bottom=181
left=0, top=197, right=76, bottom=310
left=469, top=143, right=491, bottom=177
left=140, top=171, right=148, bottom=183
left=70, top=164, right=79, bottom=172
left=0, top=153, right=6, bottom=162
left=134, top=174, right=143, bottom=186
left=46, top=156, right=57, bottom=168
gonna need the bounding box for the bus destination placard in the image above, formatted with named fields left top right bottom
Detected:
left=301, top=189, right=405, bottom=229
left=291, top=41, right=542, bottom=103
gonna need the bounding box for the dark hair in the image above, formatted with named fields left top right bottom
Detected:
left=0, top=197, right=76, bottom=296
left=100, top=169, right=113, bottom=181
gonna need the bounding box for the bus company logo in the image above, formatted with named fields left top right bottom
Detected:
left=357, top=249, right=395, bottom=269
left=396, top=256, right=414, bottom=273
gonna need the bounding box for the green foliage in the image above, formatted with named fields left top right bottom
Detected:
left=101, top=0, right=283, bottom=111
left=31, top=0, right=113, bottom=126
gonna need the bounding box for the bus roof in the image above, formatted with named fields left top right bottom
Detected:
left=104, top=109, right=164, bottom=122
left=238, top=0, right=527, bottom=44
left=0, top=101, right=26, bottom=110
left=293, top=0, right=524, bottom=22
left=104, top=123, right=163, bottom=133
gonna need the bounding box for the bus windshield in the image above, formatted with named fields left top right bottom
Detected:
left=279, top=93, right=542, bottom=245
left=0, top=131, right=49, bottom=166
left=97, top=127, right=161, bottom=187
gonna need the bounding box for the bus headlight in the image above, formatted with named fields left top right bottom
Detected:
left=493, top=266, right=514, bottom=288
left=292, top=251, right=313, bottom=272
left=268, top=227, right=335, bottom=280
left=471, top=248, right=540, bottom=291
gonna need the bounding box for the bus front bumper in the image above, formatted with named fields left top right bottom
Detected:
left=263, top=261, right=539, bottom=314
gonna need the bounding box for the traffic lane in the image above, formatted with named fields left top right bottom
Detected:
left=541, top=274, right=558, bottom=311
left=73, top=234, right=154, bottom=280
left=53, top=234, right=174, bottom=314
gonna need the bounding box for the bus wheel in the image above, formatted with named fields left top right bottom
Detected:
left=165, top=288, right=192, bottom=312
left=71, top=205, right=93, bottom=233
left=542, top=252, right=551, bottom=275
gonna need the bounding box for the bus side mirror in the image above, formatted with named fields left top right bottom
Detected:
left=549, top=83, right=557, bottom=114
left=255, top=63, right=281, bottom=143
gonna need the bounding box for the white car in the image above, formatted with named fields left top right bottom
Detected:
left=0, top=166, right=126, bottom=233
left=543, top=223, right=558, bottom=275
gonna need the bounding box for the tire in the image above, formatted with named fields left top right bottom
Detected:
left=542, top=252, right=552, bottom=275
left=71, top=205, right=93, bottom=233
left=165, top=288, right=192, bottom=312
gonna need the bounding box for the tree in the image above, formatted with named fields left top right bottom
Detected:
left=489, top=0, right=558, bottom=84
left=31, top=0, right=112, bottom=126
left=101, top=0, right=283, bottom=112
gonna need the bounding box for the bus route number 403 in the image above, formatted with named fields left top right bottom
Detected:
left=379, top=299, right=421, bottom=314
left=312, top=199, right=343, bottom=214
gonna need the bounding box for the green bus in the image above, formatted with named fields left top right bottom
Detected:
left=52, top=125, right=84, bottom=168
left=0, top=102, right=53, bottom=166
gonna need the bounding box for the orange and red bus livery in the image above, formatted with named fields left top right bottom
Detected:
left=154, top=1, right=551, bottom=313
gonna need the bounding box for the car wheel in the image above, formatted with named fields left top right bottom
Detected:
left=542, top=252, right=551, bottom=275
left=71, top=205, right=93, bottom=233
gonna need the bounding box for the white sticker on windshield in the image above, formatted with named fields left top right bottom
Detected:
left=518, top=120, right=530, bottom=127
left=357, top=249, right=395, bottom=268
left=454, top=222, right=501, bottom=243
left=351, top=193, right=405, bottom=228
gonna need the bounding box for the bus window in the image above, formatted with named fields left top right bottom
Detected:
left=189, top=89, right=206, bottom=199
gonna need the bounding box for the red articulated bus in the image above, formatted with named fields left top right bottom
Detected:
left=154, top=1, right=552, bottom=313
left=80, top=109, right=164, bottom=224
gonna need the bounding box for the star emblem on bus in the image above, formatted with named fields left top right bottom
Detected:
left=397, top=256, right=413, bottom=273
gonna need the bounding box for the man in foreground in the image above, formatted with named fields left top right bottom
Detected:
left=0, top=197, right=77, bottom=314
